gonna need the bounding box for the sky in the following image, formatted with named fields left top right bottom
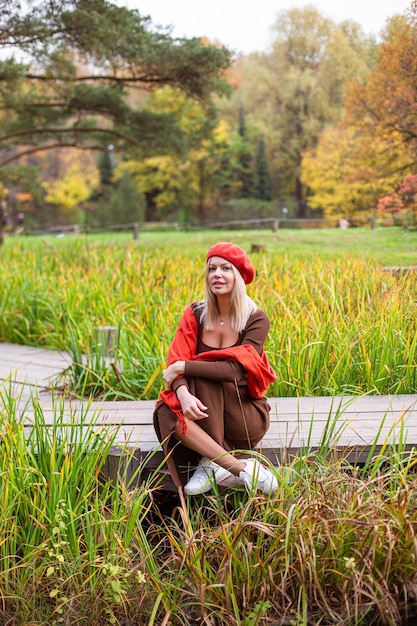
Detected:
left=124, top=0, right=412, bottom=55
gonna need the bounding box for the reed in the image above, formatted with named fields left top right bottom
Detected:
left=1, top=381, right=417, bottom=624
left=1, top=232, right=416, bottom=399
left=0, top=386, right=158, bottom=624
left=1, top=230, right=417, bottom=623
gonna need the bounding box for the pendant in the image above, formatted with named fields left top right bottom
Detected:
left=219, top=320, right=225, bottom=326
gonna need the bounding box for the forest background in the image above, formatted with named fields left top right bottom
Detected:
left=1, top=0, right=417, bottom=237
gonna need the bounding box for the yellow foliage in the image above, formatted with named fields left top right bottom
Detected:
left=42, top=149, right=100, bottom=213
left=116, top=88, right=234, bottom=214
left=118, top=155, right=199, bottom=211
left=301, top=124, right=413, bottom=219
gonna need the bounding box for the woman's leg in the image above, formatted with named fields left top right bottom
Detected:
left=175, top=419, right=279, bottom=496
left=174, top=419, right=245, bottom=476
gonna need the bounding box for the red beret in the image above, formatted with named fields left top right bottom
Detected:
left=206, top=242, right=255, bottom=284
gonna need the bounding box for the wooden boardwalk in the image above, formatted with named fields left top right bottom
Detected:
left=1, top=342, right=417, bottom=489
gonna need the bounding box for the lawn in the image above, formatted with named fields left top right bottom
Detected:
left=13, top=224, right=417, bottom=263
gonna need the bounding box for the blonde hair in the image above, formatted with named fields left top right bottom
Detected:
left=197, top=263, right=258, bottom=332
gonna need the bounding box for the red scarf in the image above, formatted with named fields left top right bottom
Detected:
left=158, top=304, right=277, bottom=435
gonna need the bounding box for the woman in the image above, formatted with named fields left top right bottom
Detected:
left=153, top=242, right=278, bottom=496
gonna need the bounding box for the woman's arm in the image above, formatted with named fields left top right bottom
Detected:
left=183, top=310, right=270, bottom=383
left=175, top=384, right=208, bottom=421
left=163, top=360, right=185, bottom=387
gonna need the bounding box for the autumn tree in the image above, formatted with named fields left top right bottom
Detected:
left=377, top=173, right=417, bottom=227
left=345, top=8, right=417, bottom=176
left=0, top=164, right=43, bottom=231
left=228, top=6, right=376, bottom=217
left=301, top=124, right=413, bottom=219
left=116, top=87, right=235, bottom=223
left=42, top=149, right=100, bottom=223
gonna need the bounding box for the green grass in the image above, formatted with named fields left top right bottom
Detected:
left=1, top=227, right=417, bottom=399
left=1, top=385, right=417, bottom=625
left=1, top=228, right=417, bottom=624
left=8, top=224, right=417, bottom=263
left=90, top=224, right=417, bottom=264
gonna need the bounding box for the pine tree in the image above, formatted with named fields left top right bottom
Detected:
left=254, top=135, right=273, bottom=201
left=236, top=106, right=254, bottom=197
left=98, top=150, right=114, bottom=187
left=107, top=173, right=145, bottom=226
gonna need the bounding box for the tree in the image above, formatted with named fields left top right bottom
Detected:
left=97, top=150, right=114, bottom=188
left=301, top=124, right=413, bottom=219
left=0, top=164, right=44, bottom=231
left=85, top=149, right=116, bottom=225
left=345, top=9, right=417, bottom=173
left=0, top=0, right=231, bottom=160
left=254, top=135, right=272, bottom=201
left=106, top=172, right=145, bottom=226
left=377, top=173, right=417, bottom=227
left=228, top=6, right=376, bottom=217
left=42, top=148, right=100, bottom=223
left=116, top=87, right=235, bottom=223
left=0, top=0, right=232, bottom=240
left=235, top=106, right=254, bottom=197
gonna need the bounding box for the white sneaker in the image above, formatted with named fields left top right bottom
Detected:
left=239, top=458, right=279, bottom=496
left=184, top=457, right=232, bottom=496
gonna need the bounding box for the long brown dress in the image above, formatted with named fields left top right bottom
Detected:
left=153, top=305, right=272, bottom=488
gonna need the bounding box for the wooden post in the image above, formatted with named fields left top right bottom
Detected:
left=95, top=326, right=119, bottom=359
left=272, top=218, right=279, bottom=232
left=133, top=223, right=140, bottom=240
left=251, top=244, right=266, bottom=253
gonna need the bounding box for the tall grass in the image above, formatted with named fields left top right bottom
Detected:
left=0, top=387, right=159, bottom=624
left=1, top=232, right=416, bottom=399
left=2, top=384, right=417, bottom=624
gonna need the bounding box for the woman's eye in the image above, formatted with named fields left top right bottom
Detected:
left=209, top=264, right=231, bottom=271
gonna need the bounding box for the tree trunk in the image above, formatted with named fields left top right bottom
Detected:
left=295, top=176, right=308, bottom=218
left=197, top=162, right=207, bottom=223
left=0, top=202, right=4, bottom=246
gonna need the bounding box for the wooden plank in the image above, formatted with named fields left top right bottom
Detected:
left=13, top=395, right=417, bottom=417
left=2, top=341, right=417, bottom=491
left=0, top=343, right=71, bottom=388
left=15, top=408, right=417, bottom=435
left=0, top=343, right=71, bottom=365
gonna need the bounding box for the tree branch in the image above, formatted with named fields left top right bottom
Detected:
left=0, top=141, right=116, bottom=167
left=0, top=126, right=138, bottom=143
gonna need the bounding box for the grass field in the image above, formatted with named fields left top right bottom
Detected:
left=20, top=224, right=417, bottom=263
left=1, top=227, right=417, bottom=624
left=1, top=226, right=417, bottom=398
left=7, top=223, right=417, bottom=262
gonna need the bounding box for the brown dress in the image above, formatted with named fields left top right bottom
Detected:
left=153, top=306, right=272, bottom=488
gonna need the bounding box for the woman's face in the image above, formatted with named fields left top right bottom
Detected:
left=207, top=256, right=235, bottom=296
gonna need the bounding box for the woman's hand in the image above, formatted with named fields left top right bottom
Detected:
left=176, top=385, right=208, bottom=421
left=163, top=361, right=185, bottom=387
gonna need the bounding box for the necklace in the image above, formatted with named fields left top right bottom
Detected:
left=218, top=316, right=230, bottom=326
